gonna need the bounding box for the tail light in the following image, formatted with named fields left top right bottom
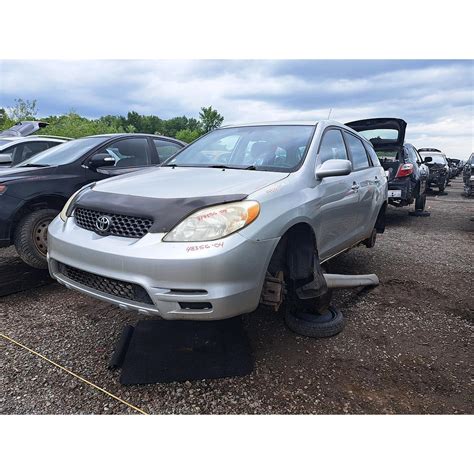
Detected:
left=396, top=163, right=414, bottom=178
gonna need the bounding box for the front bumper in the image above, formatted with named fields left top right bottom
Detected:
left=427, top=172, right=446, bottom=186
left=0, top=194, right=24, bottom=247
left=47, top=216, right=279, bottom=320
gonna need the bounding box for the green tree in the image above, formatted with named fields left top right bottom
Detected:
left=9, top=98, right=38, bottom=121
left=199, top=106, right=224, bottom=133
left=175, top=128, right=202, bottom=143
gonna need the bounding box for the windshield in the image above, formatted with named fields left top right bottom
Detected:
left=163, top=125, right=315, bottom=172
left=421, top=153, right=446, bottom=165
left=16, top=136, right=106, bottom=167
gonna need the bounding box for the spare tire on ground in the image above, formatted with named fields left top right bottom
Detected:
left=284, top=306, right=345, bottom=338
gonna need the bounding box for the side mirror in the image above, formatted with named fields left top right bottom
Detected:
left=88, top=153, right=115, bottom=170
left=423, top=156, right=433, bottom=163
left=316, top=159, right=352, bottom=179
left=0, top=153, right=12, bottom=165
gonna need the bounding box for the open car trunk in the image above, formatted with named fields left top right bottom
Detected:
left=0, top=121, right=49, bottom=137
left=345, top=118, right=407, bottom=180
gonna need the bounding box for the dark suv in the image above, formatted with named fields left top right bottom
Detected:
left=0, top=133, right=185, bottom=268
left=346, top=118, right=429, bottom=212
left=463, top=153, right=474, bottom=197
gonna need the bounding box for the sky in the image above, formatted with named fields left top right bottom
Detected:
left=0, top=60, right=473, bottom=158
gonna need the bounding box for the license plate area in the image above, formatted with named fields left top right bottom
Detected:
left=388, top=190, right=402, bottom=198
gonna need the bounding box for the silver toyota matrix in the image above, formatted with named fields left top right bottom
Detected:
left=48, top=121, right=388, bottom=320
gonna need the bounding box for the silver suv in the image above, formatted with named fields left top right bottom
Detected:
left=47, top=121, right=388, bottom=321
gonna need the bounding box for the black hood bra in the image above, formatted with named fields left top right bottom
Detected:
left=72, top=190, right=248, bottom=233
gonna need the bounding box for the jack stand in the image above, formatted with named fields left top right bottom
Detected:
left=323, top=273, right=379, bottom=289
left=285, top=273, right=380, bottom=338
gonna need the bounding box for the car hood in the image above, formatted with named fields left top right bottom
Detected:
left=93, top=166, right=290, bottom=199
left=0, top=165, right=54, bottom=182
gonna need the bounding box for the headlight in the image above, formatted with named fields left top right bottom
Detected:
left=59, top=184, right=95, bottom=222
left=163, top=201, right=260, bottom=242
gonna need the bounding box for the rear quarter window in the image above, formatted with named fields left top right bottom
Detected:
left=364, top=142, right=381, bottom=167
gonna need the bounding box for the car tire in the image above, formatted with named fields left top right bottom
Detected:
left=438, top=183, right=445, bottom=192
left=415, top=192, right=426, bottom=211
left=14, top=209, right=58, bottom=269
left=285, top=305, right=345, bottom=338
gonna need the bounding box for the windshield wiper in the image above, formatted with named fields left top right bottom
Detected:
left=19, top=163, right=49, bottom=168
left=206, top=164, right=258, bottom=170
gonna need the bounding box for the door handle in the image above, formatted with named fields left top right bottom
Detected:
left=351, top=183, right=360, bottom=191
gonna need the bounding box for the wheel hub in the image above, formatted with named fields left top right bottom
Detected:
left=33, top=218, right=50, bottom=256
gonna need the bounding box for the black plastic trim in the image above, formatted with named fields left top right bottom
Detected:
left=72, top=190, right=248, bottom=233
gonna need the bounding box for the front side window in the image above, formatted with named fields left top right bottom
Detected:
left=318, top=129, right=348, bottom=164
left=97, top=138, right=150, bottom=168
left=163, top=125, right=315, bottom=172
left=153, top=139, right=182, bottom=163
left=344, top=132, right=370, bottom=170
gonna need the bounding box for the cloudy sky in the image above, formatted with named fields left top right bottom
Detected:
left=1, top=60, right=472, bottom=157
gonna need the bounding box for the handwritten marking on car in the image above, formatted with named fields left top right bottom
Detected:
left=186, top=242, right=224, bottom=253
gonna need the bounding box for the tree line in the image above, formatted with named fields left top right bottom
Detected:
left=0, top=99, right=224, bottom=143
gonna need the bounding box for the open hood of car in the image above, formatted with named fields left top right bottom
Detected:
left=345, top=118, right=407, bottom=151
left=0, top=121, right=49, bottom=137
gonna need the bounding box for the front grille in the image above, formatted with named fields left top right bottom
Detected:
left=58, top=263, right=153, bottom=305
left=74, top=207, right=153, bottom=239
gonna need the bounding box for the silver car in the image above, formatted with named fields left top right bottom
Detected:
left=47, top=121, right=388, bottom=320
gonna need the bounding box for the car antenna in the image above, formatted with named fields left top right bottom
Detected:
left=327, top=108, right=333, bottom=119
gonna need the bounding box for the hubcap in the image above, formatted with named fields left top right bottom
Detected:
left=33, top=218, right=51, bottom=256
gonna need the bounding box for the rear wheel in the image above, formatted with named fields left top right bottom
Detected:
left=438, top=182, right=446, bottom=192
left=14, top=209, right=58, bottom=269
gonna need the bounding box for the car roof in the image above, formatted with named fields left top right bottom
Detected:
left=81, top=133, right=186, bottom=145
left=219, top=120, right=374, bottom=146
left=0, top=136, right=69, bottom=149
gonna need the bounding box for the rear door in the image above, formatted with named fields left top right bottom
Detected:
left=151, top=138, right=183, bottom=164
left=345, top=118, right=407, bottom=182
left=342, top=130, right=377, bottom=240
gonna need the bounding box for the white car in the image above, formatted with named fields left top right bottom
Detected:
left=0, top=121, right=71, bottom=166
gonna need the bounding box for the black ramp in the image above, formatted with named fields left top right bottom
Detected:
left=0, top=256, right=52, bottom=297
left=118, top=317, right=253, bottom=385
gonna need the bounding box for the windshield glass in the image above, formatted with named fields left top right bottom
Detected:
left=163, top=125, right=315, bottom=172
left=421, top=153, right=446, bottom=165
left=16, top=136, right=105, bottom=167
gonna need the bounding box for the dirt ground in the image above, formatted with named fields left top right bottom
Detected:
left=1, top=177, right=473, bottom=414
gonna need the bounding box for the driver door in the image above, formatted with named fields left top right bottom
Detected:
left=86, top=137, right=152, bottom=178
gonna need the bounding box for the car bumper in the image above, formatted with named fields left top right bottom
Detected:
left=427, top=173, right=446, bottom=186
left=0, top=194, right=24, bottom=246
left=387, top=180, right=413, bottom=202
left=47, top=216, right=279, bottom=321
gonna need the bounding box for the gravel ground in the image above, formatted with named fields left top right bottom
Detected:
left=1, top=178, right=473, bottom=414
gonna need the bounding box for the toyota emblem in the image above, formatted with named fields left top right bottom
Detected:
left=95, top=215, right=111, bottom=233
